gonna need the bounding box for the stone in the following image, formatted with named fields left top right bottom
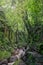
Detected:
left=18, top=60, right=26, bottom=65
left=0, top=59, right=8, bottom=65
left=9, top=56, right=18, bottom=62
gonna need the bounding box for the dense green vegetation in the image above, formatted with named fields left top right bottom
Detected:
left=0, top=51, right=11, bottom=60
left=0, top=0, right=43, bottom=64
left=13, top=59, right=21, bottom=65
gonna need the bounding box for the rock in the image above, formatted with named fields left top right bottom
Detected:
left=9, top=56, right=18, bottom=62
left=2, top=64, right=7, bottom=65
left=18, top=60, right=26, bottom=65
left=16, top=49, right=25, bottom=59
left=36, top=55, right=43, bottom=63
left=0, top=61, right=2, bottom=65
left=23, top=51, right=43, bottom=65
left=0, top=59, right=8, bottom=65
left=8, top=62, right=14, bottom=65
left=28, top=51, right=41, bottom=56
left=35, top=62, right=43, bottom=65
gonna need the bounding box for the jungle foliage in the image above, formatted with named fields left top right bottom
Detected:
left=0, top=0, right=43, bottom=63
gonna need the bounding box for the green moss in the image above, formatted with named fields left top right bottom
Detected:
left=13, top=59, right=21, bottom=65
left=0, top=50, right=11, bottom=60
